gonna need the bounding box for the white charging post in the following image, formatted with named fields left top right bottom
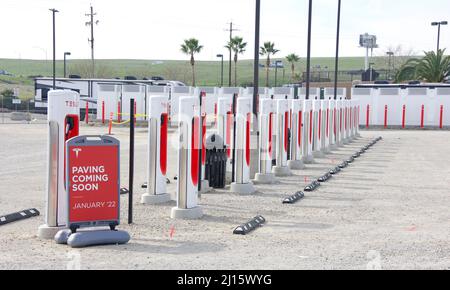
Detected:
left=302, top=100, right=314, bottom=164
left=38, top=90, right=80, bottom=239
left=329, top=100, right=338, bottom=150
left=288, top=99, right=306, bottom=170
left=171, top=96, right=203, bottom=219
left=321, top=100, right=331, bottom=154
left=217, top=96, right=234, bottom=171
left=230, top=97, right=256, bottom=194
left=141, top=96, right=171, bottom=205
left=255, top=98, right=276, bottom=184
left=272, top=99, right=292, bottom=176
left=312, top=100, right=325, bottom=158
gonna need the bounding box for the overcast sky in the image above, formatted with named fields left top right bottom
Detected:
left=1, top=0, right=450, bottom=60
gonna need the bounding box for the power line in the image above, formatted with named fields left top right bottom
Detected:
left=85, top=5, right=99, bottom=78
left=225, top=22, right=239, bottom=87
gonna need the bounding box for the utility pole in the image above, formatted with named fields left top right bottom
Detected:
left=305, top=0, right=313, bottom=100
left=333, top=0, right=341, bottom=100
left=49, top=8, right=59, bottom=90
left=225, top=22, right=239, bottom=87
left=86, top=5, right=99, bottom=78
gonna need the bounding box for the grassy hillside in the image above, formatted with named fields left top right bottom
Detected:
left=0, top=57, right=392, bottom=99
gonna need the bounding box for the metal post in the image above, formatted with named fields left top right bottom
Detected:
left=305, top=0, right=313, bottom=100
left=333, top=0, right=341, bottom=100
left=221, top=55, right=224, bottom=87
left=64, top=54, right=66, bottom=78
left=253, top=0, right=260, bottom=116
left=437, top=23, right=441, bottom=53
left=50, top=8, right=58, bottom=90
left=128, top=98, right=135, bottom=224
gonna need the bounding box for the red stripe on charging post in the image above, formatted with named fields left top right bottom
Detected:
left=284, top=111, right=289, bottom=152
left=440, top=105, right=444, bottom=129
left=402, top=105, right=406, bottom=129
left=298, top=111, right=302, bottom=147
left=366, top=105, right=370, bottom=129
left=246, top=113, right=251, bottom=166
left=309, top=110, right=313, bottom=144
left=421, top=105, right=425, bottom=128
left=318, top=109, right=322, bottom=140
left=102, top=101, right=105, bottom=124
left=326, top=109, right=329, bottom=137
left=160, top=113, right=168, bottom=175
left=384, top=105, right=388, bottom=129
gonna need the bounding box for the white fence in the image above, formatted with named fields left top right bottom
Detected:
left=352, top=87, right=450, bottom=128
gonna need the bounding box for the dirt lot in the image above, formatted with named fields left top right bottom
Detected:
left=0, top=122, right=449, bottom=270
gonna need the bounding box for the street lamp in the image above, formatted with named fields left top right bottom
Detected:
left=386, top=51, right=394, bottom=80
left=333, top=0, right=342, bottom=100
left=274, top=60, right=283, bottom=87
left=216, top=54, right=224, bottom=87
left=49, top=8, right=59, bottom=90
left=64, top=52, right=71, bottom=78
left=431, top=21, right=448, bottom=54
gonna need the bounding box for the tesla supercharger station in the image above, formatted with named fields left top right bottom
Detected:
left=321, top=100, right=331, bottom=154
left=141, top=96, right=171, bottom=205
left=217, top=96, right=234, bottom=172
left=329, top=100, right=338, bottom=150
left=38, top=90, right=80, bottom=239
left=312, top=100, right=325, bottom=158
left=288, top=99, right=306, bottom=170
left=171, top=96, right=203, bottom=220
left=230, top=97, right=256, bottom=195
left=255, top=98, right=276, bottom=184
left=302, top=100, right=314, bottom=164
left=272, top=99, right=292, bottom=177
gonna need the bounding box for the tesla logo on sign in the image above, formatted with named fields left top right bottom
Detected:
left=73, top=148, right=82, bottom=158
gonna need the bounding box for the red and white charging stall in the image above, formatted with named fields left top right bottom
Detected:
left=230, top=97, right=256, bottom=194
left=320, top=100, right=331, bottom=154
left=288, top=99, right=306, bottom=170
left=217, top=96, right=234, bottom=172
left=141, top=95, right=172, bottom=205
left=302, top=100, right=314, bottom=164
left=255, top=98, right=276, bottom=184
left=328, top=100, right=338, bottom=150
left=272, top=99, right=292, bottom=177
left=171, top=96, right=203, bottom=219
left=38, top=90, right=80, bottom=239
left=312, top=100, right=325, bottom=158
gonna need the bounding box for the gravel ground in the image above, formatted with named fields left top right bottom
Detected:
left=0, top=123, right=449, bottom=270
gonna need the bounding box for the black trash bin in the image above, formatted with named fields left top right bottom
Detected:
left=205, top=133, right=227, bottom=189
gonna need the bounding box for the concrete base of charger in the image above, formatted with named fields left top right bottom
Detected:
left=254, top=173, right=276, bottom=184
left=272, top=166, right=292, bottom=177
left=230, top=182, right=256, bottom=195
left=287, top=160, right=306, bottom=170
left=140, top=193, right=171, bottom=205
left=170, top=206, right=203, bottom=220
left=38, top=224, right=66, bottom=240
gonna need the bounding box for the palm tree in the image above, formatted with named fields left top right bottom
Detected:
left=395, top=49, right=450, bottom=83
left=181, top=38, right=203, bottom=86
left=226, top=36, right=247, bottom=86
left=260, top=42, right=280, bottom=87
left=286, top=53, right=300, bottom=82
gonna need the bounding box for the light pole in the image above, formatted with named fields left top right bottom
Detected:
left=305, top=0, right=313, bottom=100
left=274, top=60, right=282, bottom=87
left=50, top=8, right=59, bottom=90
left=386, top=51, right=394, bottom=80
left=216, top=54, right=224, bottom=87
left=253, top=0, right=261, bottom=116
left=333, top=0, right=341, bottom=100
left=64, top=52, right=71, bottom=78
left=431, top=21, right=448, bottom=54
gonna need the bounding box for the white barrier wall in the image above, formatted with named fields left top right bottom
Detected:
left=352, top=86, right=450, bottom=128
left=97, top=84, right=121, bottom=121
left=194, top=87, right=218, bottom=116
left=122, top=84, right=146, bottom=121
left=324, top=88, right=347, bottom=100
left=170, top=86, right=194, bottom=124
left=298, top=87, right=320, bottom=100
left=270, top=87, right=295, bottom=100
